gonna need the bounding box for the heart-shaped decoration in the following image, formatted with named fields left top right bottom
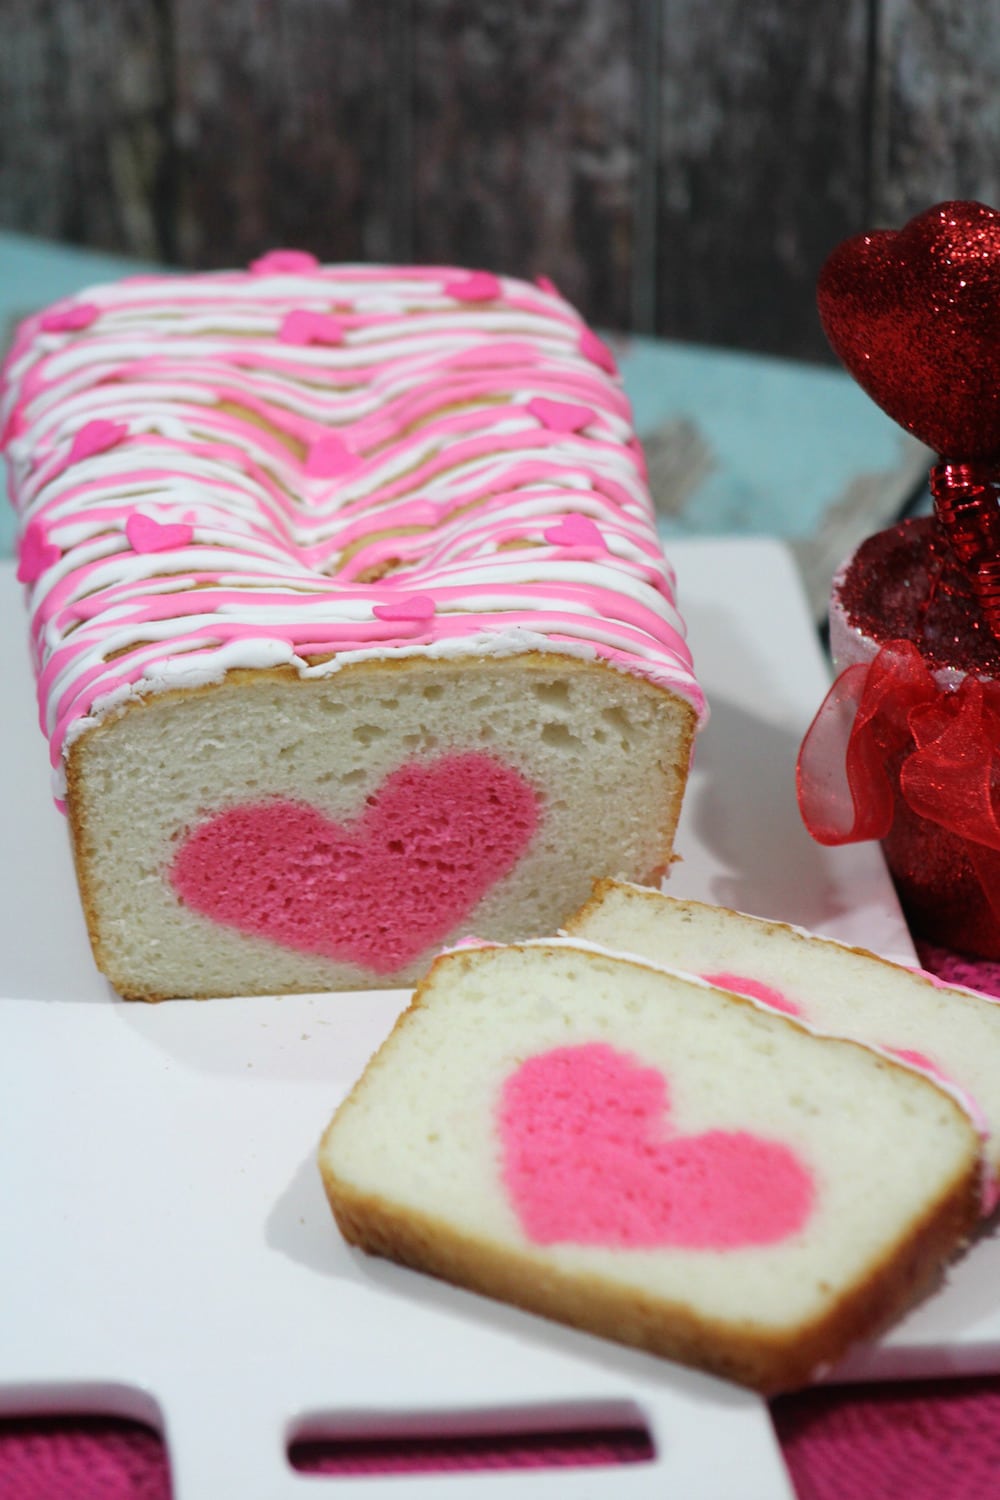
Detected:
left=126, top=513, right=195, bottom=554
left=170, top=752, right=540, bottom=973
left=543, top=514, right=607, bottom=551
left=444, top=271, right=502, bottom=302
left=250, top=249, right=320, bottom=276
left=17, top=520, right=60, bottom=583
left=40, top=302, right=99, bottom=334
left=527, top=397, right=596, bottom=434
left=306, top=433, right=362, bottom=478
left=68, top=419, right=128, bottom=466
left=818, top=200, right=1000, bottom=457
left=499, top=1043, right=814, bottom=1248
left=372, top=593, right=437, bottom=623
left=279, top=310, right=345, bottom=346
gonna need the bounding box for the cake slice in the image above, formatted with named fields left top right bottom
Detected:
left=318, top=941, right=979, bottom=1393
left=565, top=881, right=1000, bottom=1208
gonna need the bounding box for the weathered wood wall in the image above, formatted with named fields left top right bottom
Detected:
left=2, top=0, right=999, bottom=360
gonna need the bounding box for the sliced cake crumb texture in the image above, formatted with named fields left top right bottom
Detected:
left=318, top=941, right=980, bottom=1394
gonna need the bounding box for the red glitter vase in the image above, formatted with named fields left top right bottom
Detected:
left=802, top=201, right=1000, bottom=958
left=821, top=517, right=1000, bottom=958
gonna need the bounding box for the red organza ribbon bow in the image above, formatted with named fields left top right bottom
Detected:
left=797, top=641, right=1000, bottom=914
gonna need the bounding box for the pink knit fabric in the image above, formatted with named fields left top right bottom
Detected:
left=8, top=1386, right=1000, bottom=1496
left=774, top=1379, right=1000, bottom=1500
left=0, top=1418, right=170, bottom=1500
left=4, top=946, right=999, bottom=1498
left=915, top=942, right=1000, bottom=999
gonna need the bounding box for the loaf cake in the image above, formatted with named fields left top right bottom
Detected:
left=318, top=940, right=979, bottom=1394
left=1, top=259, right=703, bottom=999
left=566, top=880, right=1000, bottom=1209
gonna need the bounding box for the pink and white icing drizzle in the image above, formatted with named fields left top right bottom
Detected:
left=0, top=259, right=705, bottom=799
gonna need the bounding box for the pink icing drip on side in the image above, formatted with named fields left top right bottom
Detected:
left=887, top=1047, right=941, bottom=1077
left=125, top=514, right=196, bottom=554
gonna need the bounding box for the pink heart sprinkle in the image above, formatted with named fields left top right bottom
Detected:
left=306, top=434, right=362, bottom=478
left=372, top=593, right=437, bottom=623
left=126, top=513, right=195, bottom=554
left=279, top=310, right=344, bottom=346
left=40, top=302, right=100, bottom=333
left=444, top=271, right=502, bottom=302
left=580, top=327, right=618, bottom=375
left=526, top=397, right=596, bottom=434
left=543, top=514, right=607, bottom=550
left=17, top=520, right=60, bottom=582
left=250, top=249, right=320, bottom=276
left=68, top=420, right=128, bottom=465
left=535, top=275, right=561, bottom=297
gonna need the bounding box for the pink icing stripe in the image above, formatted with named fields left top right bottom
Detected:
left=3, top=263, right=705, bottom=790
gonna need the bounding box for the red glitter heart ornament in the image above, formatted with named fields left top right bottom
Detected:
left=818, top=201, right=1000, bottom=458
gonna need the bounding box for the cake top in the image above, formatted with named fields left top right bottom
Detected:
left=1, top=258, right=704, bottom=790
left=835, top=516, right=1000, bottom=676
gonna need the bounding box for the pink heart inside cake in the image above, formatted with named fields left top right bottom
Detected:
left=500, top=1042, right=814, bottom=1248
left=171, top=751, right=540, bottom=973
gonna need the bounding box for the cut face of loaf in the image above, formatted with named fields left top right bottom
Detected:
left=565, top=882, right=1000, bottom=1204
left=69, top=655, right=694, bottom=1000
left=318, top=942, right=979, bottom=1394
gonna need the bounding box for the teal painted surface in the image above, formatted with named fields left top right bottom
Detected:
left=621, top=334, right=914, bottom=539
left=0, top=229, right=163, bottom=325
left=0, top=232, right=914, bottom=564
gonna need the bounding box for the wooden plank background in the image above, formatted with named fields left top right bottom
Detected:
left=2, top=0, right=999, bottom=360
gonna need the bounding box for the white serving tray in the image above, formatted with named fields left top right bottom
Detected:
left=1, top=539, right=998, bottom=1500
